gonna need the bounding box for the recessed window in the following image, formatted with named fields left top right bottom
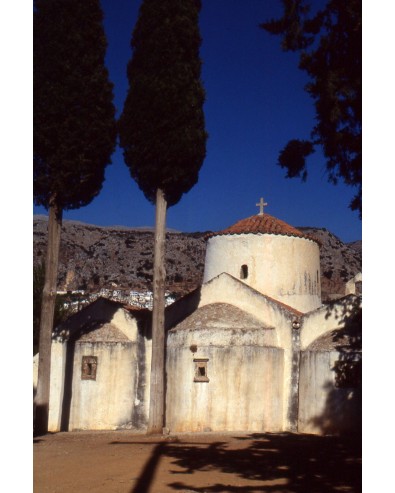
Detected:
left=194, top=358, right=209, bottom=382
left=240, top=264, right=248, bottom=280
left=81, top=356, right=98, bottom=381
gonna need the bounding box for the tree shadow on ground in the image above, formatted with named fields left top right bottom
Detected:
left=118, top=432, right=361, bottom=493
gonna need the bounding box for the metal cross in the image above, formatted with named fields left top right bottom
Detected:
left=256, top=197, right=268, bottom=215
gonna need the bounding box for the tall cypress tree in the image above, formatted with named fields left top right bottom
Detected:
left=33, top=0, right=116, bottom=434
left=119, top=0, right=207, bottom=434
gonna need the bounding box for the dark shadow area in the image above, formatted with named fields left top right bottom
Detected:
left=60, top=337, right=76, bottom=431
left=33, top=404, right=48, bottom=438
left=111, top=433, right=360, bottom=493
left=130, top=442, right=166, bottom=493
left=167, top=433, right=361, bottom=492
left=306, top=296, right=362, bottom=435
left=52, top=297, right=126, bottom=341
left=164, top=284, right=202, bottom=331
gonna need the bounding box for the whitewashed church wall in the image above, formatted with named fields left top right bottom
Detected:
left=111, top=308, right=139, bottom=340
left=345, top=272, right=362, bottom=295
left=167, top=326, right=278, bottom=351
left=166, top=337, right=284, bottom=433
left=199, top=274, right=291, bottom=336
left=300, top=296, right=360, bottom=350
left=203, top=234, right=321, bottom=313
left=68, top=341, right=138, bottom=430
left=196, top=274, right=299, bottom=430
left=298, top=350, right=361, bottom=434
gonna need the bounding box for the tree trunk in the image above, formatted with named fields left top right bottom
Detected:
left=147, top=188, right=167, bottom=434
left=34, top=199, right=63, bottom=435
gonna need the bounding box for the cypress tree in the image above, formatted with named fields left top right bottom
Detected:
left=33, top=0, right=116, bottom=434
left=119, top=0, right=207, bottom=434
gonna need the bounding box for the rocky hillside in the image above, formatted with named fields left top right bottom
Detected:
left=298, top=227, right=362, bottom=300
left=33, top=216, right=361, bottom=301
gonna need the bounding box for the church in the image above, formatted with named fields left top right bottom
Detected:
left=33, top=199, right=361, bottom=435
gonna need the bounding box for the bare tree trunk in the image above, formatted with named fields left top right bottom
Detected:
left=147, top=188, right=167, bottom=434
left=34, top=199, right=62, bottom=435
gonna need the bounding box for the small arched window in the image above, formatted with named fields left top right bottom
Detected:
left=240, top=264, right=248, bottom=280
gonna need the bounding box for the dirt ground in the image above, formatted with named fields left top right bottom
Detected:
left=33, top=430, right=361, bottom=493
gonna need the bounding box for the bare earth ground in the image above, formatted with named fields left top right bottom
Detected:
left=33, top=430, right=361, bottom=493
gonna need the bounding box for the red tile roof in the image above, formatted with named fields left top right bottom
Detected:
left=207, top=214, right=320, bottom=245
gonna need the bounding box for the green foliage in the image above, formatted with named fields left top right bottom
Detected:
left=33, top=0, right=117, bottom=211
left=262, top=0, right=361, bottom=216
left=33, top=262, right=71, bottom=355
left=118, top=0, right=207, bottom=207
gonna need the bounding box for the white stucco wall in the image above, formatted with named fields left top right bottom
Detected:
left=111, top=308, right=139, bottom=340
left=166, top=327, right=284, bottom=432
left=298, top=351, right=361, bottom=434
left=345, top=272, right=362, bottom=295
left=203, top=234, right=321, bottom=313
left=194, top=274, right=299, bottom=431
left=68, top=341, right=136, bottom=430
left=300, top=295, right=361, bottom=350
left=34, top=303, right=152, bottom=432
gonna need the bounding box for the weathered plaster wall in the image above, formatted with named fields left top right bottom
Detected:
left=166, top=327, right=284, bottom=432
left=48, top=341, right=67, bottom=431
left=34, top=303, right=152, bottom=432
left=111, top=308, right=139, bottom=340
left=345, top=272, right=362, bottom=295
left=298, top=350, right=361, bottom=434
left=203, top=234, right=321, bottom=313
left=301, top=295, right=361, bottom=350
left=68, top=341, right=136, bottom=430
left=195, top=274, right=298, bottom=430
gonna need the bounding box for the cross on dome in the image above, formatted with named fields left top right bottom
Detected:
left=256, top=197, right=268, bottom=215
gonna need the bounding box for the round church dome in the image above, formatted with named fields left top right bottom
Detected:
left=203, top=212, right=321, bottom=313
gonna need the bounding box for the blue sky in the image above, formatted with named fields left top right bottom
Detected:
left=33, top=0, right=362, bottom=243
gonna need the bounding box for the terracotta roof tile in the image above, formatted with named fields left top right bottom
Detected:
left=207, top=214, right=320, bottom=245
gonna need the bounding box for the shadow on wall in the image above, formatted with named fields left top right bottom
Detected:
left=311, top=297, right=362, bottom=435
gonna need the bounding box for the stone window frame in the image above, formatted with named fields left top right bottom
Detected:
left=81, top=355, right=98, bottom=381
left=193, top=358, right=209, bottom=382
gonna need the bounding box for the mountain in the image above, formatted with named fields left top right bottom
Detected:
left=298, top=227, right=362, bottom=300
left=33, top=216, right=361, bottom=301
